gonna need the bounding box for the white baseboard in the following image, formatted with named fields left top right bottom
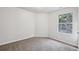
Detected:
left=48, top=37, right=78, bottom=48
left=0, top=35, right=34, bottom=46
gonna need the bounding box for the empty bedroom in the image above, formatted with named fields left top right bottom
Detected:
left=0, top=7, right=78, bottom=51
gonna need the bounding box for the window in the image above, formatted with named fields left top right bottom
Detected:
left=58, top=13, right=72, bottom=34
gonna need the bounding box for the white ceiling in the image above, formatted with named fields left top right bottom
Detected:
left=20, top=7, right=64, bottom=13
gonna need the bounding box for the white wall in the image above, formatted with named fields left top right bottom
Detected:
left=78, top=8, right=79, bottom=32
left=35, top=13, right=48, bottom=37
left=78, top=8, right=79, bottom=49
left=0, top=7, right=35, bottom=45
left=48, top=7, right=78, bottom=46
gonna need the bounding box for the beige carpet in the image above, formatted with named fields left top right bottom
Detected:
left=0, top=37, right=78, bottom=51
